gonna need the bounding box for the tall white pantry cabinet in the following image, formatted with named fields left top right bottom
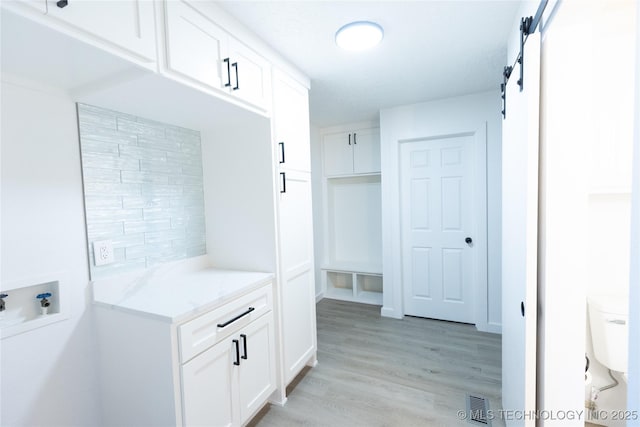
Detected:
left=272, top=69, right=318, bottom=389
left=0, top=0, right=317, bottom=424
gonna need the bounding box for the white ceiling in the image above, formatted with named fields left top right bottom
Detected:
left=218, top=1, right=522, bottom=128
left=219, top=0, right=521, bottom=127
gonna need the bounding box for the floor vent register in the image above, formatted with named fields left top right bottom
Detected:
left=465, top=394, right=491, bottom=426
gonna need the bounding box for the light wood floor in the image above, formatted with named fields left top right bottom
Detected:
left=251, top=299, right=503, bottom=427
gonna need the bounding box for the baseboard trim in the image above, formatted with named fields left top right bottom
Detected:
left=380, top=305, right=403, bottom=319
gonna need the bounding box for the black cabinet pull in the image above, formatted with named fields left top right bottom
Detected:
left=223, top=58, right=231, bottom=87
left=217, top=307, right=255, bottom=328
left=520, top=301, right=525, bottom=317
left=233, top=339, right=240, bottom=366
left=354, top=133, right=357, bottom=144
left=279, top=142, right=285, bottom=164
left=232, top=62, right=239, bottom=90
left=240, top=334, right=248, bottom=360
left=348, top=133, right=351, bottom=145
left=280, top=172, right=286, bottom=193
left=56, top=0, right=68, bottom=7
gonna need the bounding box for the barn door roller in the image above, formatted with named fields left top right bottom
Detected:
left=500, top=0, right=548, bottom=118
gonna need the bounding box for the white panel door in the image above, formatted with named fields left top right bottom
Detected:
left=181, top=337, right=235, bottom=427
left=323, top=132, right=353, bottom=176
left=353, top=128, right=381, bottom=174
left=237, top=314, right=276, bottom=424
left=400, top=136, right=475, bottom=323
left=273, top=71, right=311, bottom=172
left=227, top=37, right=271, bottom=112
left=501, top=32, right=540, bottom=424
left=277, top=170, right=317, bottom=383
left=165, top=0, right=229, bottom=91
left=46, top=0, right=156, bottom=61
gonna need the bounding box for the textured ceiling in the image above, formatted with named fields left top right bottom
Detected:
left=217, top=1, right=522, bottom=127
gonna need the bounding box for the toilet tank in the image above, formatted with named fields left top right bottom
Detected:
left=588, top=295, right=628, bottom=373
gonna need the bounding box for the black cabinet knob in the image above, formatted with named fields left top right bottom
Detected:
left=56, top=0, right=68, bottom=8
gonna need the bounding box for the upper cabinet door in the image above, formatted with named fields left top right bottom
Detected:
left=45, top=0, right=156, bottom=62
left=323, top=132, right=353, bottom=176
left=352, top=128, right=381, bottom=174
left=273, top=71, right=310, bottom=172
left=165, top=0, right=229, bottom=90
left=227, top=37, right=271, bottom=112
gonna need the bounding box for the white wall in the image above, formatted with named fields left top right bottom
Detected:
left=310, top=124, right=323, bottom=298
left=628, top=0, right=640, bottom=416
left=1, top=78, right=101, bottom=426
left=379, top=91, right=502, bottom=332
left=201, top=115, right=277, bottom=273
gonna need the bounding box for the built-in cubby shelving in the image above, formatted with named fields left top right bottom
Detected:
left=319, top=122, right=383, bottom=306
left=323, top=269, right=382, bottom=305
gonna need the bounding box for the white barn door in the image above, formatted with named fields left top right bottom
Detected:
left=501, top=31, right=540, bottom=425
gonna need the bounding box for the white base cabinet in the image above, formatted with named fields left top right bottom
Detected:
left=94, top=278, right=276, bottom=427
left=181, top=313, right=276, bottom=427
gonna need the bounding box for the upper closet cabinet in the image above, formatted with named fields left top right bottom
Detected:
left=45, top=0, right=156, bottom=62
left=273, top=70, right=311, bottom=172
left=323, top=128, right=381, bottom=176
left=164, top=1, right=271, bottom=113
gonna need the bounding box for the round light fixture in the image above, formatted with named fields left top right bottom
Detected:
left=335, top=21, right=384, bottom=52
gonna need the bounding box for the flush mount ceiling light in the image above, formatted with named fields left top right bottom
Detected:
left=335, top=21, right=384, bottom=51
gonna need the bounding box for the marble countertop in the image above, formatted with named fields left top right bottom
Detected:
left=92, top=256, right=274, bottom=323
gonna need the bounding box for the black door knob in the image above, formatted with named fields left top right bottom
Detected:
left=465, top=237, right=472, bottom=245
left=56, top=0, right=68, bottom=8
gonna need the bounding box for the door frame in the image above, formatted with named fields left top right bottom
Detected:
left=390, top=122, right=489, bottom=329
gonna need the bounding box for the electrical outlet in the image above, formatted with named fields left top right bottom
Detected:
left=93, top=240, right=114, bottom=266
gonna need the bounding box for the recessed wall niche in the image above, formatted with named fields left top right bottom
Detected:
left=77, top=104, right=206, bottom=279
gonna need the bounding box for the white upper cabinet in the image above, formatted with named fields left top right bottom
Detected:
left=273, top=70, right=311, bottom=172
left=227, top=37, right=271, bottom=112
left=45, top=0, right=157, bottom=62
left=323, top=132, right=354, bottom=176
left=164, top=0, right=271, bottom=113
left=165, top=0, right=228, bottom=90
left=323, top=128, right=381, bottom=176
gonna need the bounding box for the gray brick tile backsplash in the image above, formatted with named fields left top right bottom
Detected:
left=138, top=136, right=182, bottom=152
left=122, top=195, right=172, bottom=209
left=85, top=196, right=123, bottom=210
left=121, top=170, right=170, bottom=185
left=78, top=103, right=207, bottom=279
left=124, top=219, right=172, bottom=234
left=117, top=117, right=166, bottom=138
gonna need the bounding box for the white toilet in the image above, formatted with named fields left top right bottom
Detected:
left=588, top=295, right=629, bottom=383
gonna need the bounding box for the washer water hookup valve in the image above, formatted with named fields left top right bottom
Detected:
left=36, top=293, right=52, bottom=315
